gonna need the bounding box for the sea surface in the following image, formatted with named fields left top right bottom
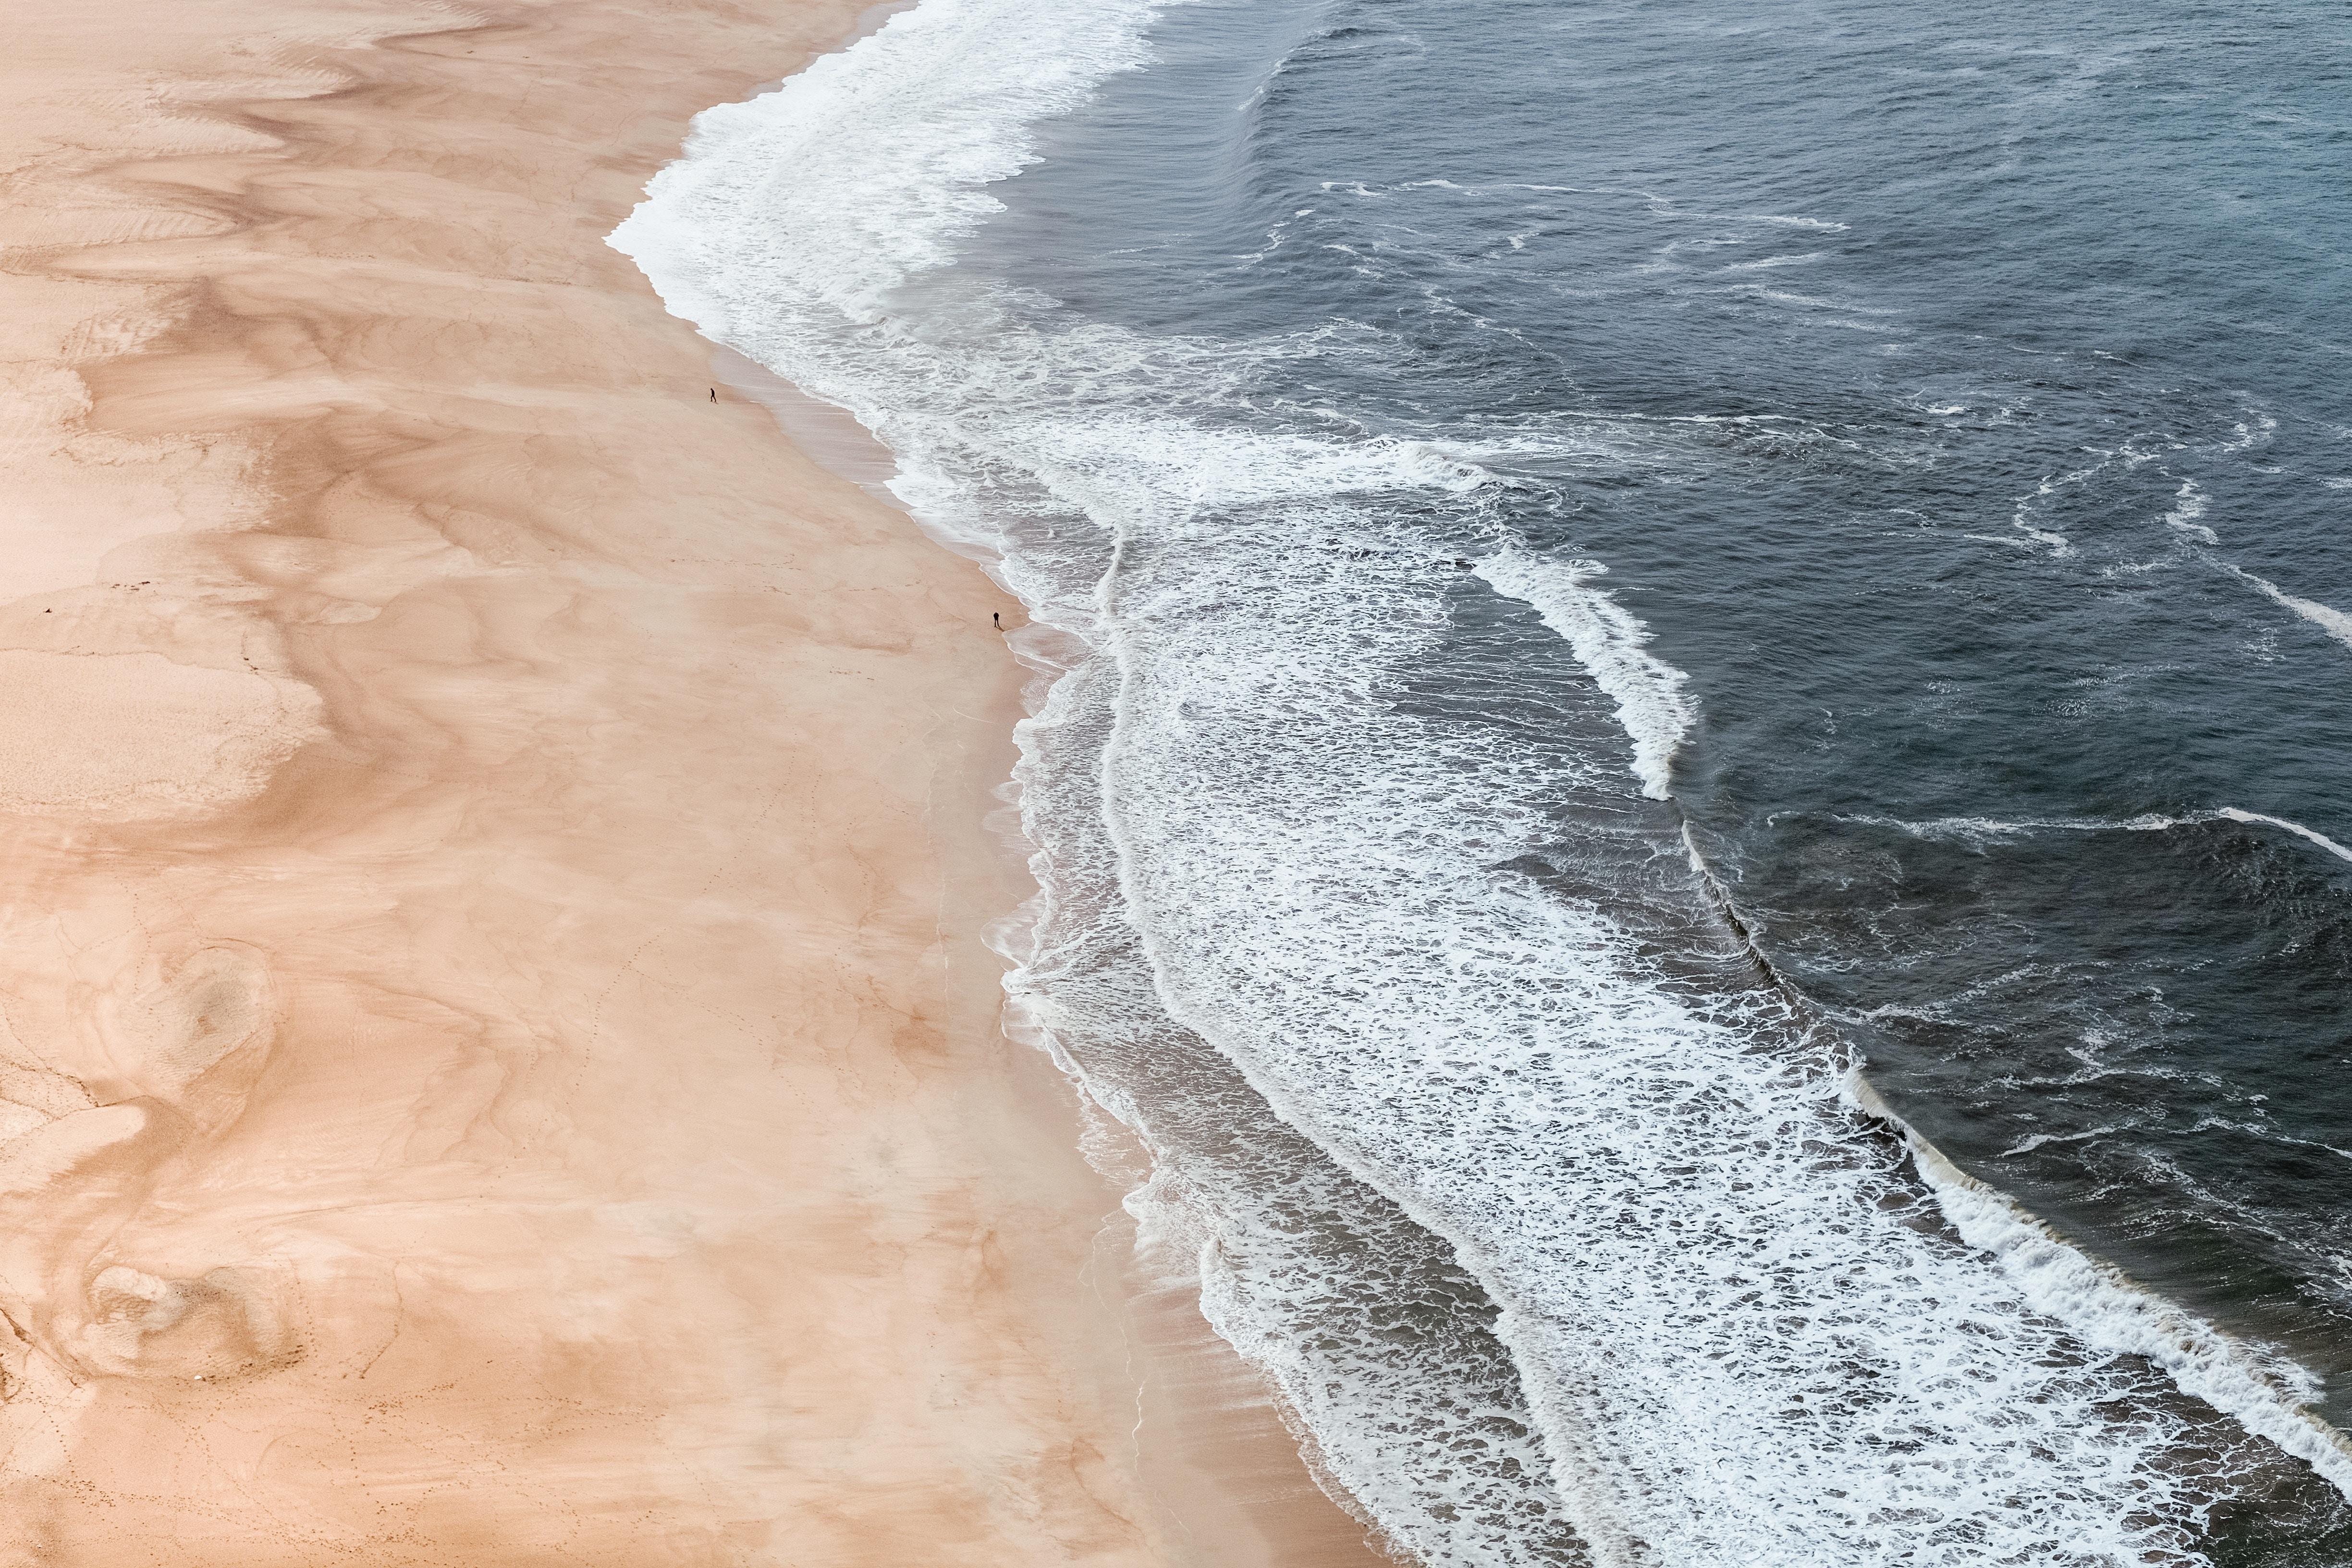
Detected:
left=612, top=0, right=2352, bottom=1561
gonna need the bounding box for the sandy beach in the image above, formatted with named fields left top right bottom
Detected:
left=0, top=1, right=1383, bottom=1562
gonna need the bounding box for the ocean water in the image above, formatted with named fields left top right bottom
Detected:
left=612, top=0, right=2352, bottom=1562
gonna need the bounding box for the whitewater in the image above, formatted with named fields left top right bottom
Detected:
left=609, top=0, right=2349, bottom=1560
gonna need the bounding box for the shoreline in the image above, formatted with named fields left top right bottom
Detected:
left=689, top=113, right=1398, bottom=1568
left=0, top=1, right=1379, bottom=1560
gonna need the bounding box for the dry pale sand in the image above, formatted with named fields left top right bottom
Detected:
left=0, top=1, right=1391, bottom=1563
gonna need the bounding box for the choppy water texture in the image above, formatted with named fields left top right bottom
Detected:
left=614, top=0, right=2352, bottom=1561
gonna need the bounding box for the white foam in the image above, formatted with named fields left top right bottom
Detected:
left=612, top=0, right=1167, bottom=336
left=2217, top=411, right=2279, bottom=453
left=2163, top=478, right=2217, bottom=544
left=2219, top=806, right=2352, bottom=868
left=1837, top=807, right=2352, bottom=876
left=1837, top=811, right=2193, bottom=843
left=1999, top=1125, right=2116, bottom=1158
left=1718, top=251, right=1826, bottom=272
left=2227, top=564, right=2352, bottom=654
left=2009, top=461, right=2107, bottom=556
left=1851, top=1074, right=2352, bottom=1496
left=1475, top=552, right=1694, bottom=799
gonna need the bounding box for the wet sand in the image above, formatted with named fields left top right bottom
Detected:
left=0, top=0, right=1386, bottom=1562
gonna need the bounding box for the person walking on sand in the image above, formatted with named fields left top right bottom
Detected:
left=992, top=612, right=1002, bottom=630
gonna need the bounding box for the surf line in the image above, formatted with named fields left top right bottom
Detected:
left=1849, top=1072, right=2352, bottom=1499
left=1693, top=792, right=2352, bottom=1495
left=1480, top=546, right=2352, bottom=1504
left=1692, top=797, right=2352, bottom=1499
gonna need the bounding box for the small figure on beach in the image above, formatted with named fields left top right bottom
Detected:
left=992, top=612, right=1002, bottom=630
left=709, top=388, right=716, bottom=401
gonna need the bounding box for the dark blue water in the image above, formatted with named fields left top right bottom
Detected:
left=620, top=0, right=2352, bottom=1557
left=984, top=0, right=2352, bottom=1481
